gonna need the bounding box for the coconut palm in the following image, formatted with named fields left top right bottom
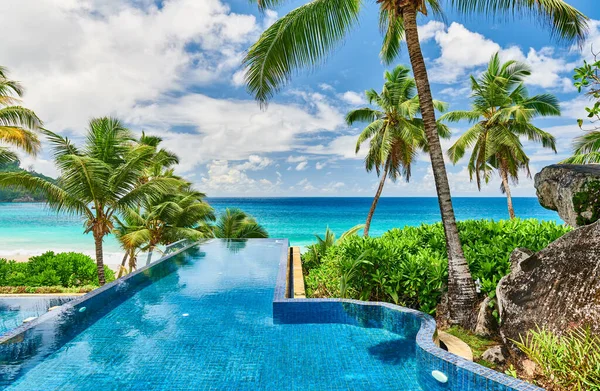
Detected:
left=562, top=131, right=600, bottom=164
left=213, top=208, right=268, bottom=239
left=0, top=117, right=181, bottom=284
left=115, top=187, right=215, bottom=275
left=444, top=53, right=559, bottom=219
left=243, top=0, right=586, bottom=328
left=0, top=66, right=43, bottom=163
left=348, top=65, right=449, bottom=236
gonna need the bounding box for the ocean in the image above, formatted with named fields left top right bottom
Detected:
left=0, top=198, right=561, bottom=266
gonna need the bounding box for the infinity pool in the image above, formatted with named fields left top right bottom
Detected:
left=0, top=297, right=75, bottom=336
left=2, top=240, right=424, bottom=390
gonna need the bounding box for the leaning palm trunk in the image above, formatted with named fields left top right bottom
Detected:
left=500, top=165, right=516, bottom=219
left=402, top=6, right=477, bottom=327
left=364, top=159, right=390, bottom=237
left=118, top=252, right=129, bottom=278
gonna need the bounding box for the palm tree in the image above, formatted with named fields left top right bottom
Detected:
left=212, top=208, right=268, bottom=239
left=562, top=131, right=600, bottom=164
left=243, top=0, right=587, bottom=327
left=0, top=117, right=181, bottom=284
left=115, top=187, right=215, bottom=275
left=444, top=53, right=558, bottom=219
left=0, top=66, right=43, bottom=163
left=348, top=65, right=449, bottom=236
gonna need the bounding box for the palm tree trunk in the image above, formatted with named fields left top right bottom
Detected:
left=93, top=231, right=106, bottom=285
left=118, top=252, right=129, bottom=278
left=500, top=165, right=516, bottom=219
left=365, top=160, right=390, bottom=237
left=401, top=5, right=477, bottom=328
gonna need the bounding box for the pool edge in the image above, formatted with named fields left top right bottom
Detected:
left=273, top=246, right=544, bottom=391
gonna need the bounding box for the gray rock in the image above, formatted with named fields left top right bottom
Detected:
left=534, top=164, right=600, bottom=226
left=482, top=345, right=505, bottom=365
left=497, top=221, right=600, bottom=346
left=475, top=296, right=497, bottom=337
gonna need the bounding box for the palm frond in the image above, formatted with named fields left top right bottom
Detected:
left=243, top=0, right=361, bottom=106
left=450, top=0, right=588, bottom=45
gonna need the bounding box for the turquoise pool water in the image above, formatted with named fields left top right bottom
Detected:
left=0, top=297, right=74, bottom=336
left=3, top=240, right=425, bottom=390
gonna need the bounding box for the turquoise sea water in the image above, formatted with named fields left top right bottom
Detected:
left=0, top=198, right=561, bottom=264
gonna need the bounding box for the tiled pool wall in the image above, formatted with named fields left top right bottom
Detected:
left=273, top=247, right=544, bottom=391
left=0, top=242, right=205, bottom=386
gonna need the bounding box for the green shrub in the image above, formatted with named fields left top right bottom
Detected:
left=515, top=326, right=600, bottom=390
left=303, top=219, right=570, bottom=314
left=0, top=252, right=114, bottom=288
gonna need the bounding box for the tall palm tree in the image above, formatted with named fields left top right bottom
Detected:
left=347, top=65, right=449, bottom=236
left=0, top=66, right=42, bottom=163
left=444, top=53, right=559, bottom=219
left=0, top=117, right=181, bottom=284
left=213, top=208, right=268, bottom=239
left=243, top=0, right=587, bottom=327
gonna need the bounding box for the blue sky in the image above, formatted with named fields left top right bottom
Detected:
left=1, top=0, right=598, bottom=197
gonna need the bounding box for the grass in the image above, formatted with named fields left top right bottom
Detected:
left=0, top=285, right=96, bottom=294
left=445, top=326, right=500, bottom=363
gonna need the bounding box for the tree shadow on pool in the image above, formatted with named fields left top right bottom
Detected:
left=367, top=339, right=416, bottom=365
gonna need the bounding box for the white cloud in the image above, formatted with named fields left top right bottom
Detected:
left=295, top=161, right=308, bottom=171
left=428, top=22, right=500, bottom=83
left=286, top=155, right=308, bottom=163
left=128, top=93, right=344, bottom=172
left=426, top=22, right=575, bottom=89
left=0, top=0, right=268, bottom=133
left=340, top=91, right=366, bottom=105
left=235, top=155, right=273, bottom=170
left=305, top=134, right=366, bottom=159
left=200, top=157, right=278, bottom=195
left=315, top=162, right=326, bottom=170
left=319, top=83, right=335, bottom=92
left=418, top=21, right=445, bottom=43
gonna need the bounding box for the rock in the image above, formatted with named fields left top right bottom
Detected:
left=475, top=296, right=497, bottom=337
left=534, top=164, right=600, bottom=226
left=497, top=220, right=600, bottom=346
left=12, top=195, right=35, bottom=203
left=522, top=359, right=537, bottom=377
left=482, top=345, right=505, bottom=365
left=509, top=248, right=534, bottom=274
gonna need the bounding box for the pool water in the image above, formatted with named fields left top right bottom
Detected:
left=0, top=297, right=75, bottom=336
left=4, top=240, right=425, bottom=391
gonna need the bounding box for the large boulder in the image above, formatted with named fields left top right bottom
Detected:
left=496, top=221, right=600, bottom=345
left=534, top=164, right=600, bottom=226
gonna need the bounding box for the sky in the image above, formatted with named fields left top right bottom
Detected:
left=1, top=0, right=598, bottom=197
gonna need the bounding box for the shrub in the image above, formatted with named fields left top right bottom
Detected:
left=303, top=219, right=570, bottom=314
left=0, top=252, right=114, bottom=288
left=515, top=327, right=600, bottom=390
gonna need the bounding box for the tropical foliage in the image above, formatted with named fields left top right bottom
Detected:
left=0, top=252, right=114, bottom=288
left=0, top=117, right=182, bottom=285
left=212, top=208, right=268, bottom=239
left=302, top=224, right=364, bottom=271
left=0, top=66, right=43, bottom=164
left=348, top=65, right=449, bottom=236
left=515, top=326, right=600, bottom=390
left=444, top=53, right=559, bottom=219
left=245, top=0, right=587, bottom=328
left=564, top=56, right=600, bottom=164
left=303, top=219, right=570, bottom=315
left=114, top=186, right=215, bottom=275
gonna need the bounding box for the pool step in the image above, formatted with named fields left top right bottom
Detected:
left=289, top=247, right=305, bottom=298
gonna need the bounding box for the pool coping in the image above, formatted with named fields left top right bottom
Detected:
left=0, top=238, right=205, bottom=344
left=273, top=245, right=544, bottom=391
